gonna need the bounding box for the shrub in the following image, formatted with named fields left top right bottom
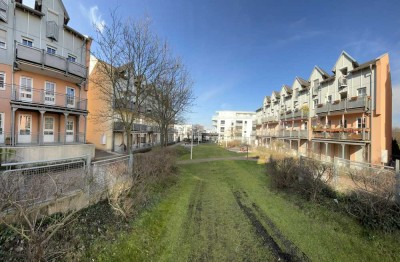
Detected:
left=267, top=156, right=299, bottom=190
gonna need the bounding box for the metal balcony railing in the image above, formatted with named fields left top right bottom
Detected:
left=46, top=21, right=59, bottom=41
left=8, top=85, right=87, bottom=110
left=16, top=43, right=87, bottom=79
left=312, top=128, right=370, bottom=141
left=338, top=75, right=347, bottom=87
left=315, top=96, right=368, bottom=115
left=0, top=0, right=7, bottom=22
left=0, top=131, right=86, bottom=146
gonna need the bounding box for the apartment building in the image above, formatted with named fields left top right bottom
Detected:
left=0, top=0, right=94, bottom=162
left=87, top=56, right=165, bottom=153
left=254, top=51, right=392, bottom=165
left=212, top=111, right=256, bottom=144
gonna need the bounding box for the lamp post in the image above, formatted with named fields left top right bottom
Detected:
left=190, top=125, right=193, bottom=160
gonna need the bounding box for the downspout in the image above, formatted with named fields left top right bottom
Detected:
left=369, top=63, right=373, bottom=163
left=11, top=0, right=16, bottom=146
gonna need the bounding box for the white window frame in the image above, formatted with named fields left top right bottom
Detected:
left=357, top=117, right=366, bottom=129
left=46, top=46, right=57, bottom=55
left=66, top=119, right=74, bottom=135
left=66, top=86, right=75, bottom=108
left=44, top=116, right=54, bottom=135
left=20, top=76, right=33, bottom=102
left=0, top=29, right=6, bottom=49
left=313, top=99, right=319, bottom=109
left=21, top=38, right=33, bottom=47
left=326, top=95, right=332, bottom=104
left=0, top=72, right=5, bottom=90
left=19, top=114, right=32, bottom=135
left=44, top=81, right=56, bottom=105
left=67, top=54, right=76, bottom=62
left=357, top=87, right=367, bottom=97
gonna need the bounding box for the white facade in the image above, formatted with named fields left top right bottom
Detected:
left=174, top=124, right=193, bottom=141
left=212, top=111, right=255, bottom=144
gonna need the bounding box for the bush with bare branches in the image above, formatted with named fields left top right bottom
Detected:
left=342, top=168, right=400, bottom=231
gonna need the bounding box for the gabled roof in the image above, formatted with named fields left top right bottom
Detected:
left=263, top=96, right=271, bottom=103
left=331, top=51, right=359, bottom=73
left=272, top=91, right=280, bottom=99
left=281, top=84, right=292, bottom=94
left=349, top=58, right=376, bottom=73
left=296, top=77, right=310, bottom=87
left=315, top=66, right=330, bottom=78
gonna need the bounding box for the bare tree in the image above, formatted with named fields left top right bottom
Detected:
left=147, top=58, right=194, bottom=147
left=91, top=11, right=166, bottom=153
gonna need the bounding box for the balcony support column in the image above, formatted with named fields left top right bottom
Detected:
left=289, top=140, right=292, bottom=150
left=341, top=144, right=345, bottom=159
left=342, top=114, right=345, bottom=128
left=64, top=113, right=69, bottom=144
left=83, top=115, right=87, bottom=143
left=11, top=108, right=17, bottom=146
left=39, top=110, right=46, bottom=145
left=325, top=142, right=329, bottom=161
left=76, top=115, right=80, bottom=143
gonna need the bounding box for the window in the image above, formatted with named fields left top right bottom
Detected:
left=0, top=29, right=6, bottom=49
left=22, top=38, right=33, bottom=47
left=327, top=95, right=332, bottom=103
left=20, top=77, right=33, bottom=101
left=0, top=72, right=5, bottom=90
left=339, top=119, right=347, bottom=128
left=0, top=113, right=4, bottom=136
left=44, top=117, right=54, bottom=135
left=67, top=55, right=76, bottom=62
left=220, top=127, right=225, bottom=132
left=357, top=118, right=366, bottom=128
left=66, top=87, right=75, bottom=107
left=357, top=87, right=367, bottom=97
left=313, top=99, right=318, bottom=109
left=44, top=82, right=56, bottom=104
left=47, top=46, right=56, bottom=55
left=220, top=120, right=225, bottom=125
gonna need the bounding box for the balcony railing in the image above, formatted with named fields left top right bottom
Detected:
left=0, top=131, right=85, bottom=146
left=0, top=0, right=7, bottom=22
left=16, top=43, right=87, bottom=79
left=312, top=128, right=370, bottom=141
left=8, top=85, right=87, bottom=111
left=315, top=96, right=369, bottom=115
left=285, top=109, right=309, bottom=120
left=113, top=122, right=159, bottom=133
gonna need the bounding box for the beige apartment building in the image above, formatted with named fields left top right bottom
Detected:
left=86, top=56, right=165, bottom=153
left=0, top=0, right=94, bottom=162
left=253, top=51, right=392, bottom=165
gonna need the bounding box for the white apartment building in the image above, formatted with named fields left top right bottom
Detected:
left=212, top=111, right=256, bottom=144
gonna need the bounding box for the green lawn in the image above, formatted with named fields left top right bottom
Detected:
left=178, top=143, right=245, bottom=160
left=87, top=147, right=400, bottom=261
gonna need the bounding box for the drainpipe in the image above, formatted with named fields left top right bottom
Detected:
left=369, top=63, right=373, bottom=163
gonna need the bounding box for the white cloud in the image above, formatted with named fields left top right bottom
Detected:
left=79, top=4, right=105, bottom=32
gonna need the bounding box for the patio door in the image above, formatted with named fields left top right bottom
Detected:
left=0, top=113, right=4, bottom=144
left=66, top=119, right=74, bottom=142
left=66, top=87, right=75, bottom=108
left=43, top=116, right=54, bottom=143
left=44, top=82, right=56, bottom=105
left=18, top=114, right=32, bottom=143
left=20, top=77, right=33, bottom=102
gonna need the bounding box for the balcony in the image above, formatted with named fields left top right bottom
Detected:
left=46, top=21, right=59, bottom=41
left=315, top=96, right=369, bottom=115
left=0, top=0, right=7, bottom=22
left=16, top=43, right=87, bottom=82
left=0, top=131, right=85, bottom=146
left=286, top=109, right=309, bottom=120
left=8, top=85, right=87, bottom=111
left=312, top=128, right=370, bottom=141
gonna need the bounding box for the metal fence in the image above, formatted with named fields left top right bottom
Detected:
left=299, top=155, right=399, bottom=202
left=0, top=154, right=133, bottom=216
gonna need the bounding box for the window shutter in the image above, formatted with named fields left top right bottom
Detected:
left=0, top=29, right=6, bottom=43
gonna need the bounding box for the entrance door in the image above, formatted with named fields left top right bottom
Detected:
left=18, top=114, right=32, bottom=143
left=44, top=82, right=56, bottom=105
left=0, top=113, right=4, bottom=144
left=20, top=77, right=33, bottom=102
left=43, top=116, right=54, bottom=143
left=66, top=119, right=74, bottom=142
left=66, top=87, right=75, bottom=108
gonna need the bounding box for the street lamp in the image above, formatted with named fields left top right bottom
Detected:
left=190, top=125, right=193, bottom=160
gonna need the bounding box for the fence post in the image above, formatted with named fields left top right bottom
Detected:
left=85, top=155, right=92, bottom=202
left=396, top=160, right=400, bottom=203
left=129, top=153, right=134, bottom=175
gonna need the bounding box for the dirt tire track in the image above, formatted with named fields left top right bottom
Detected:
left=234, top=191, right=309, bottom=262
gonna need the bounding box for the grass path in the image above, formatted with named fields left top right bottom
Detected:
left=89, top=145, right=400, bottom=261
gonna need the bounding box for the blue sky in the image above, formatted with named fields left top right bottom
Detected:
left=65, top=0, right=400, bottom=129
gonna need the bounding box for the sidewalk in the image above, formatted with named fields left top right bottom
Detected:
left=177, top=156, right=257, bottom=165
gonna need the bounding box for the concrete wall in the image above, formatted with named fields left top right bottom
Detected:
left=3, top=143, right=95, bottom=162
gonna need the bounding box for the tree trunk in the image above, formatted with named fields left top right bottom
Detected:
left=125, top=128, right=132, bottom=154
left=160, top=126, right=165, bottom=148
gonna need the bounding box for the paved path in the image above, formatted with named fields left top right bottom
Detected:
left=177, top=156, right=257, bottom=165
